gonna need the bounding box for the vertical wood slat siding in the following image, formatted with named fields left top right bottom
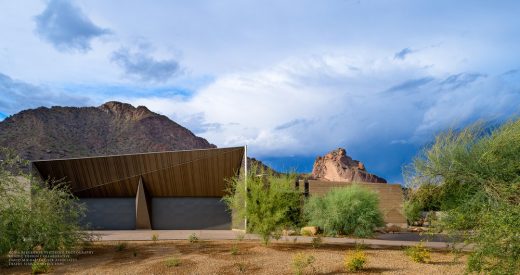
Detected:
left=32, top=147, right=244, bottom=198
left=304, top=180, right=407, bottom=224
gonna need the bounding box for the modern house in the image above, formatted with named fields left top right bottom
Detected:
left=31, top=147, right=246, bottom=230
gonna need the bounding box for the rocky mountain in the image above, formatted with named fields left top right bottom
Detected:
left=0, top=101, right=215, bottom=160
left=311, top=148, right=387, bottom=183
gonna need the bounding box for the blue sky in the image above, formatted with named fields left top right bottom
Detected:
left=1, top=0, right=520, bottom=182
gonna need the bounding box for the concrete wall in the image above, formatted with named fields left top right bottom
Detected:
left=80, top=198, right=136, bottom=230
left=151, top=197, right=231, bottom=230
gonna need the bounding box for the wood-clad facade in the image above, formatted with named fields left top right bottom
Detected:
left=31, top=147, right=245, bottom=230
left=32, top=147, right=245, bottom=198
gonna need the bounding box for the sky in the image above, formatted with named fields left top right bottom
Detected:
left=1, top=0, right=520, bottom=183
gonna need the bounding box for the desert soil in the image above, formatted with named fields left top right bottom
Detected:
left=1, top=240, right=467, bottom=274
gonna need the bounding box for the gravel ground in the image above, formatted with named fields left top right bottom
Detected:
left=1, top=240, right=467, bottom=274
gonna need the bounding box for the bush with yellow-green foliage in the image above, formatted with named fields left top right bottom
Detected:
left=188, top=233, right=199, bottom=243
left=151, top=233, right=159, bottom=242
left=344, top=249, right=367, bottom=272
left=223, top=165, right=302, bottom=245
left=291, top=252, right=315, bottom=275
left=165, top=257, right=181, bottom=267
left=404, top=242, right=431, bottom=263
left=404, top=120, right=520, bottom=274
left=31, top=258, right=50, bottom=274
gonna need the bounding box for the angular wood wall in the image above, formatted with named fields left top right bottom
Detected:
left=32, top=147, right=245, bottom=198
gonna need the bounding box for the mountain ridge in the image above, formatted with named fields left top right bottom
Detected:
left=0, top=101, right=215, bottom=160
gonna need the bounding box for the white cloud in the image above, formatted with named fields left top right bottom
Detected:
left=125, top=51, right=520, bottom=158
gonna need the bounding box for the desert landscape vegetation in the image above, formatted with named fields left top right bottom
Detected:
left=1, top=1, right=520, bottom=274
left=0, top=103, right=519, bottom=274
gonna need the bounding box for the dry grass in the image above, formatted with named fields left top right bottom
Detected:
left=1, top=240, right=467, bottom=274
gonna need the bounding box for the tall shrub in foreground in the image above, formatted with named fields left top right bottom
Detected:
left=0, top=148, right=89, bottom=258
left=223, top=166, right=301, bottom=245
left=304, top=185, right=384, bottom=237
left=404, top=121, right=520, bottom=274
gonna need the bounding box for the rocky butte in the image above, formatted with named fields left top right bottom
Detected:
left=311, top=148, right=387, bottom=183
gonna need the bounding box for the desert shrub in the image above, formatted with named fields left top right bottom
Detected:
left=234, top=262, right=247, bottom=273
left=223, top=166, right=302, bottom=245
left=403, top=200, right=422, bottom=225
left=404, top=121, right=520, bottom=274
left=31, top=258, right=50, bottom=274
left=165, top=257, right=181, bottom=267
left=0, top=148, right=90, bottom=257
left=235, top=233, right=245, bottom=241
left=115, top=242, right=127, bottom=252
left=188, top=233, right=199, bottom=243
left=344, top=249, right=367, bottom=272
left=405, top=242, right=431, bottom=263
left=272, top=230, right=283, bottom=241
left=291, top=252, right=315, bottom=275
left=231, top=243, right=239, bottom=255
left=303, top=185, right=384, bottom=237
left=151, top=233, right=159, bottom=242
left=311, top=236, right=322, bottom=248
left=300, top=229, right=312, bottom=236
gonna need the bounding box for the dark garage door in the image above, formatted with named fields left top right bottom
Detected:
left=151, top=197, right=231, bottom=230
left=80, top=198, right=136, bottom=230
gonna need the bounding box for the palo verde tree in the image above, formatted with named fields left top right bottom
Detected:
left=0, top=147, right=90, bottom=258
left=404, top=121, right=520, bottom=274
left=223, top=165, right=302, bottom=245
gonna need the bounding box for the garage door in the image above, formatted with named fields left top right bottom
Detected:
left=151, top=197, right=231, bottom=229
left=80, top=198, right=136, bottom=230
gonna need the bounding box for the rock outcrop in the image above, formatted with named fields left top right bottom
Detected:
left=311, top=148, right=387, bottom=183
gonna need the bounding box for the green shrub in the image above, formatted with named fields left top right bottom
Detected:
left=31, top=258, right=50, bottom=274
left=0, top=148, right=90, bottom=257
left=235, top=262, right=247, bottom=273
left=403, top=200, right=422, bottom=225
left=405, top=242, right=431, bottom=263
left=165, top=257, right=181, bottom=267
left=404, top=121, right=520, bottom=274
left=223, top=166, right=302, bottom=245
left=344, top=250, right=366, bottom=272
left=151, top=233, right=159, bottom=242
left=291, top=252, right=315, bottom=275
left=188, top=233, right=199, bottom=243
left=303, top=185, right=384, bottom=237
left=311, top=236, right=322, bottom=248
left=115, top=242, right=127, bottom=252
left=272, top=230, right=283, bottom=241
left=231, top=243, right=239, bottom=255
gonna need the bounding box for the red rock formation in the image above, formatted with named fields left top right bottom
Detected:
left=311, top=148, right=386, bottom=183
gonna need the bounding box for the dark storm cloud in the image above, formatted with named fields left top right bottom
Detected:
left=0, top=73, right=90, bottom=115
left=111, top=48, right=182, bottom=82
left=34, top=0, right=110, bottom=52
